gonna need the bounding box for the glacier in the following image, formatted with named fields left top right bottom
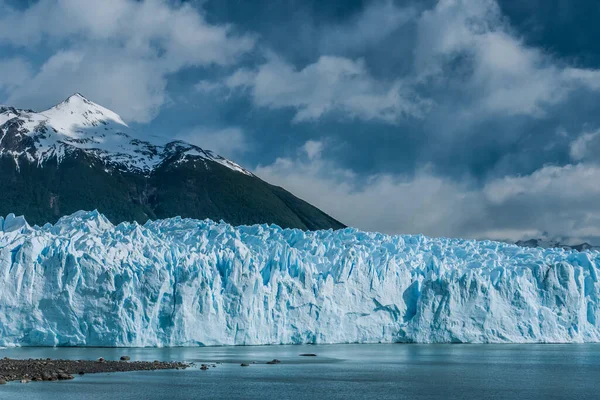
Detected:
left=0, top=210, right=599, bottom=347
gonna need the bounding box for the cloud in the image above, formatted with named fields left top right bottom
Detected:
left=569, top=130, right=600, bottom=164
left=480, top=163, right=600, bottom=242
left=318, top=1, right=417, bottom=53
left=255, top=141, right=600, bottom=243
left=3, top=0, right=600, bottom=244
left=0, top=0, right=255, bottom=64
left=414, top=0, right=600, bottom=118
left=194, top=80, right=226, bottom=94
left=0, top=57, right=34, bottom=93
left=201, top=0, right=600, bottom=128
left=176, top=126, right=249, bottom=159
left=254, top=141, right=483, bottom=238
left=226, top=55, right=431, bottom=123
left=302, top=140, right=323, bottom=160
left=4, top=49, right=169, bottom=123
left=0, top=0, right=255, bottom=122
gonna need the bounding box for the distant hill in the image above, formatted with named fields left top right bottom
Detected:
left=515, top=238, right=599, bottom=252
left=0, top=93, right=345, bottom=230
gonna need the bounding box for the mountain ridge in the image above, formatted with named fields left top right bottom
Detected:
left=0, top=94, right=345, bottom=230
left=514, top=238, right=599, bottom=252
left=0, top=93, right=252, bottom=176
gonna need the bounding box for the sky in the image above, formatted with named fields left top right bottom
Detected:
left=1, top=0, right=600, bottom=244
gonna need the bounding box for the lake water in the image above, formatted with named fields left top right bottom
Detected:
left=0, top=344, right=598, bottom=399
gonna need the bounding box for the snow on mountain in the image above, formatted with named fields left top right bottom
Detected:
left=0, top=210, right=599, bottom=347
left=0, top=93, right=251, bottom=175
left=516, top=238, right=600, bottom=252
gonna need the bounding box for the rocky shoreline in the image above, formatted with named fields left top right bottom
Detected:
left=0, top=357, right=190, bottom=384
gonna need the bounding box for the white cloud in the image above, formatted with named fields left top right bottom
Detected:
left=415, top=0, right=600, bottom=118
left=0, top=0, right=255, bottom=64
left=194, top=80, right=225, bottom=93
left=0, top=57, right=34, bottom=92
left=255, top=141, right=600, bottom=243
left=176, top=126, right=249, bottom=159
left=254, top=142, right=484, bottom=238
left=197, top=0, right=600, bottom=126
left=570, top=130, right=600, bottom=162
left=226, top=55, right=430, bottom=123
left=3, top=0, right=600, bottom=244
left=302, top=140, right=323, bottom=160
left=564, top=68, right=600, bottom=91
left=319, top=0, right=417, bottom=53
left=480, top=163, right=600, bottom=242
left=0, top=0, right=255, bottom=122
left=483, top=164, right=600, bottom=205
left=5, top=49, right=169, bottom=123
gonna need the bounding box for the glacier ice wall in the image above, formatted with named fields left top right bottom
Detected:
left=1, top=210, right=600, bottom=346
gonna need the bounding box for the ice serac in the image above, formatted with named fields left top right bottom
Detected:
left=0, top=210, right=599, bottom=346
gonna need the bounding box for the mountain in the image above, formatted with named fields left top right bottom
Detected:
left=515, top=238, right=600, bottom=252
left=1, top=210, right=599, bottom=346
left=0, top=94, right=344, bottom=230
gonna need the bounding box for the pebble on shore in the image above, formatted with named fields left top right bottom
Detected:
left=0, top=358, right=190, bottom=384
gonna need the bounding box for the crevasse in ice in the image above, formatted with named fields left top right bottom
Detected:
left=0, top=210, right=598, bottom=346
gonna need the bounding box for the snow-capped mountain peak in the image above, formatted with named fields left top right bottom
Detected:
left=41, top=93, right=128, bottom=129
left=0, top=94, right=252, bottom=175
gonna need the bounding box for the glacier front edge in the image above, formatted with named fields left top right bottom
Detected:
left=0, top=210, right=599, bottom=346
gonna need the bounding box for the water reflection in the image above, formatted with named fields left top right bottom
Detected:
left=0, top=344, right=599, bottom=399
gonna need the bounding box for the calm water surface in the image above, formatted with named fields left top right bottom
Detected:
left=0, top=344, right=598, bottom=399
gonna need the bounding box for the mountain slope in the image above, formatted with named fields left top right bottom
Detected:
left=515, top=238, right=599, bottom=252
left=0, top=94, right=344, bottom=229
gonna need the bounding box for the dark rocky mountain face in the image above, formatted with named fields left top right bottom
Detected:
left=515, top=238, right=599, bottom=252
left=0, top=94, right=344, bottom=230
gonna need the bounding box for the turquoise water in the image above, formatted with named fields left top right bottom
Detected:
left=0, top=344, right=598, bottom=399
